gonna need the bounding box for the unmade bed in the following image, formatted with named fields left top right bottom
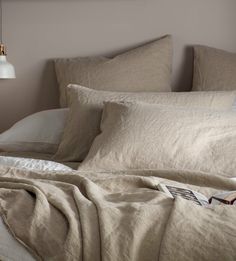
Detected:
left=0, top=35, right=236, bottom=260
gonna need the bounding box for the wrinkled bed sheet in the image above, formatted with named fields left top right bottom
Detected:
left=0, top=151, right=80, bottom=170
left=0, top=156, right=72, bottom=172
left=0, top=166, right=236, bottom=261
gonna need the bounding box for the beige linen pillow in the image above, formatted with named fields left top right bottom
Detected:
left=192, top=45, right=236, bottom=91
left=54, top=85, right=236, bottom=162
left=79, top=102, right=236, bottom=177
left=55, top=35, right=173, bottom=107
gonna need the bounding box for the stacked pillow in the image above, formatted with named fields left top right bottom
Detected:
left=53, top=40, right=236, bottom=177
left=0, top=35, right=172, bottom=155
left=1, top=37, right=236, bottom=178
left=54, top=85, right=236, bottom=162
left=55, top=35, right=173, bottom=107
left=79, top=101, right=236, bottom=177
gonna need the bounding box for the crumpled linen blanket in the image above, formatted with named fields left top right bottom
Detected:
left=0, top=166, right=235, bottom=261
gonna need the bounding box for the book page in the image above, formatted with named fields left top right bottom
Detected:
left=157, top=183, right=208, bottom=206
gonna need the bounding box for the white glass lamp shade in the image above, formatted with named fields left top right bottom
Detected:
left=0, top=55, right=16, bottom=79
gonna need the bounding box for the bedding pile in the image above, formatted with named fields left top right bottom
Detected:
left=0, top=166, right=236, bottom=261
left=1, top=37, right=236, bottom=260
left=54, top=85, right=236, bottom=162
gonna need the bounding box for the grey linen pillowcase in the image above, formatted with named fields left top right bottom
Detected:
left=192, top=45, right=236, bottom=91
left=55, top=35, right=173, bottom=107
left=79, top=102, right=236, bottom=177
left=54, top=85, right=236, bottom=162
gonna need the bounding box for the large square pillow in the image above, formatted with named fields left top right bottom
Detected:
left=192, top=45, right=236, bottom=91
left=55, top=35, right=173, bottom=107
left=79, top=102, right=236, bottom=177
left=0, top=109, right=68, bottom=154
left=54, top=85, right=236, bottom=162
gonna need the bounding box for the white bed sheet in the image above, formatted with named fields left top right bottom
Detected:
left=0, top=156, right=72, bottom=172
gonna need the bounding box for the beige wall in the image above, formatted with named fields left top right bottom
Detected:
left=0, top=0, right=236, bottom=132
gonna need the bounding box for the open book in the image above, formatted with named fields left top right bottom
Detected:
left=157, top=183, right=236, bottom=206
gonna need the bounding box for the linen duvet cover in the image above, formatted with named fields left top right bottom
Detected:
left=0, top=162, right=236, bottom=261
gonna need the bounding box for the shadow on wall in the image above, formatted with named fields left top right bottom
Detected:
left=174, top=46, right=194, bottom=92
left=36, top=60, right=59, bottom=110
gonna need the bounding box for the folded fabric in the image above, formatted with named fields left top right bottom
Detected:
left=0, top=166, right=236, bottom=261
left=79, top=102, right=236, bottom=177
left=54, top=85, right=236, bottom=162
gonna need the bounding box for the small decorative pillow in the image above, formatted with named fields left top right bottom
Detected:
left=0, top=109, right=68, bottom=154
left=55, top=35, right=173, bottom=107
left=54, top=84, right=236, bottom=162
left=192, top=45, right=236, bottom=91
left=79, top=102, right=236, bottom=177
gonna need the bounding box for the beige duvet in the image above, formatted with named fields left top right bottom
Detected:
left=0, top=166, right=236, bottom=261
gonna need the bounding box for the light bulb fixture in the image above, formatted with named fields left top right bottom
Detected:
left=0, top=0, right=15, bottom=79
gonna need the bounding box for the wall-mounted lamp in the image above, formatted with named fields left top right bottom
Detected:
left=0, top=0, right=15, bottom=79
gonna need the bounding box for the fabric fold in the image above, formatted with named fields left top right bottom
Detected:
left=0, top=167, right=235, bottom=260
